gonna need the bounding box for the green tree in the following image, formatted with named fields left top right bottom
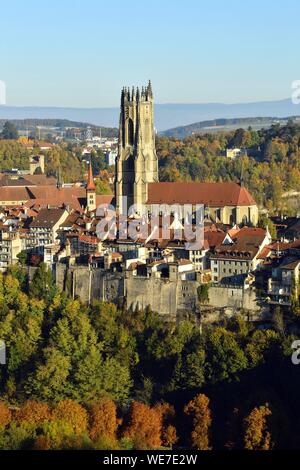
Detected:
left=16, top=251, right=27, bottom=266
left=29, top=263, right=56, bottom=302
left=204, top=327, right=248, bottom=383
left=197, top=284, right=210, bottom=304
left=258, top=215, right=277, bottom=239
left=25, top=347, right=72, bottom=401
left=1, top=121, right=18, bottom=140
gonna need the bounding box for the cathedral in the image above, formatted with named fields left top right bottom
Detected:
left=115, top=82, right=258, bottom=226
left=115, top=81, right=158, bottom=214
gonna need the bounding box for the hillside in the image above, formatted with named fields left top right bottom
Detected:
left=0, top=118, right=118, bottom=138
left=161, top=116, right=297, bottom=138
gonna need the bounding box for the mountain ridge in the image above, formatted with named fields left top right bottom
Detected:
left=161, top=116, right=299, bottom=138
left=0, top=98, right=299, bottom=131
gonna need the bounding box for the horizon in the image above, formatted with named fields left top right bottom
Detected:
left=0, top=95, right=293, bottom=109
left=0, top=96, right=299, bottom=131
left=2, top=0, right=300, bottom=107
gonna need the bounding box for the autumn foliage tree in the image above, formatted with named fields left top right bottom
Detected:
left=154, top=402, right=178, bottom=448
left=16, top=400, right=51, bottom=426
left=0, top=402, right=11, bottom=428
left=123, top=401, right=162, bottom=450
left=243, top=404, right=272, bottom=450
left=184, top=393, right=212, bottom=450
left=52, top=400, right=88, bottom=435
left=33, top=435, right=52, bottom=450
left=89, top=397, right=118, bottom=442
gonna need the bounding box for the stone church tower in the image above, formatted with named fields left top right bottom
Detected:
left=86, top=160, right=96, bottom=212
left=115, top=81, right=158, bottom=214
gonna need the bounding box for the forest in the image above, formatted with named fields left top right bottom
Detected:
left=157, top=121, right=300, bottom=212
left=0, top=138, right=112, bottom=193
left=2, top=121, right=300, bottom=208
left=0, top=264, right=299, bottom=450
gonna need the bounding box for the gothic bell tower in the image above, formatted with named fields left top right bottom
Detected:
left=115, top=81, right=158, bottom=214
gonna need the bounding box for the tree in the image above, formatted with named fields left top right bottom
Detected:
left=16, top=401, right=51, bottom=426
left=154, top=402, right=178, bottom=448
left=7, top=264, right=27, bottom=292
left=184, top=393, right=212, bottom=450
left=33, top=435, right=52, bottom=450
left=272, top=307, right=285, bottom=336
left=245, top=329, right=279, bottom=368
left=89, top=397, right=118, bottom=442
left=197, top=284, right=210, bottom=304
left=52, top=400, right=88, bottom=435
left=170, top=350, right=205, bottom=391
left=1, top=121, right=18, bottom=140
left=0, top=402, right=11, bottom=428
left=25, top=348, right=72, bottom=401
left=258, top=215, right=277, bottom=239
left=0, top=291, right=44, bottom=396
left=95, top=178, right=112, bottom=195
left=230, top=128, right=247, bottom=148
left=0, top=421, right=37, bottom=450
left=16, top=250, right=27, bottom=267
left=205, top=327, right=248, bottom=383
left=100, top=357, right=132, bottom=402
left=243, top=404, right=272, bottom=450
left=29, top=263, right=56, bottom=302
left=123, top=401, right=162, bottom=450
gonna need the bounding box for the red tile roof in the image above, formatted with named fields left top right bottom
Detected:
left=257, top=246, right=271, bottom=259
left=147, top=182, right=256, bottom=206
left=212, top=227, right=267, bottom=260
left=204, top=228, right=226, bottom=249
left=0, top=187, right=32, bottom=201
left=96, top=195, right=114, bottom=206
left=79, top=234, right=98, bottom=244
left=269, top=240, right=300, bottom=251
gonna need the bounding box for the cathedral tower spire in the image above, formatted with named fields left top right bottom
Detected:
left=115, top=81, right=158, bottom=214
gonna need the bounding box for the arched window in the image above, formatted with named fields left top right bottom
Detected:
left=128, top=118, right=134, bottom=145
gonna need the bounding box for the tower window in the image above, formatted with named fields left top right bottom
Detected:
left=128, top=118, right=134, bottom=146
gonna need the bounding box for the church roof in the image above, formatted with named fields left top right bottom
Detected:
left=147, top=182, right=256, bottom=207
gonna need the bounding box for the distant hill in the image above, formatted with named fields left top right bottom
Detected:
left=161, top=116, right=298, bottom=138
left=0, top=118, right=92, bottom=129
left=0, top=118, right=118, bottom=138
left=0, top=98, right=300, bottom=131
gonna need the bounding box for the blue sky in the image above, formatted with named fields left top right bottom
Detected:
left=1, top=0, right=300, bottom=107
